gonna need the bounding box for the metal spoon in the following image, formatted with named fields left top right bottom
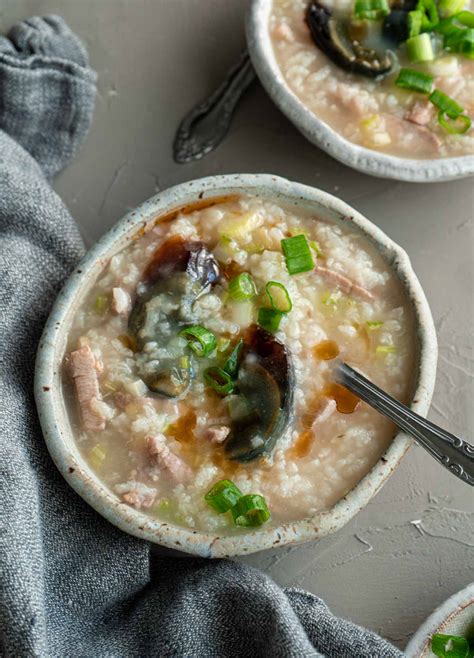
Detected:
left=334, top=361, right=474, bottom=486
left=173, top=51, right=255, bottom=164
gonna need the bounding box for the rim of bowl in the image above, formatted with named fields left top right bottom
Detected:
left=405, top=583, right=474, bottom=657
left=246, top=1, right=474, bottom=183
left=35, top=173, right=438, bottom=558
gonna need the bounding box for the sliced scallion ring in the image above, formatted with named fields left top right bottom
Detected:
left=418, top=0, right=439, bottom=30
left=281, top=234, right=314, bottom=275
left=258, top=307, right=283, bottom=333
left=179, top=325, right=217, bottom=357
left=231, top=494, right=271, bottom=527
left=395, top=68, right=433, bottom=93
left=228, top=272, right=257, bottom=301
left=354, top=0, right=389, bottom=20
left=265, top=281, right=293, bottom=313
left=406, top=33, right=434, bottom=62
left=438, top=0, right=468, bottom=19
left=203, top=367, right=235, bottom=395
left=437, top=110, right=472, bottom=134
left=223, top=339, right=243, bottom=377
left=431, top=633, right=470, bottom=658
left=429, top=89, right=464, bottom=118
left=408, top=10, right=423, bottom=37
left=205, top=479, right=242, bottom=513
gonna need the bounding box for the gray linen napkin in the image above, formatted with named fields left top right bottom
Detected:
left=0, top=15, right=403, bottom=658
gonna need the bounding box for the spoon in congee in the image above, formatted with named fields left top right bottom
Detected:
left=333, top=360, right=474, bottom=486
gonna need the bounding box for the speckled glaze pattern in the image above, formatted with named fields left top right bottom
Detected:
left=34, top=174, right=438, bottom=557
left=405, top=583, right=474, bottom=657
left=246, top=1, right=474, bottom=183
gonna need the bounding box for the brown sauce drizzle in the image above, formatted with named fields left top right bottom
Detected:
left=313, top=339, right=340, bottom=360
left=153, top=195, right=239, bottom=227
left=166, top=410, right=197, bottom=443
left=323, top=383, right=360, bottom=414
left=289, top=429, right=314, bottom=459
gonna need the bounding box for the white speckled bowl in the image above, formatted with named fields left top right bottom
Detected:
left=35, top=174, right=437, bottom=558
left=406, top=583, right=474, bottom=657
left=246, top=1, right=474, bottom=182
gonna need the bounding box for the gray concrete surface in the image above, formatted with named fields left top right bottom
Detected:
left=2, top=0, right=473, bottom=650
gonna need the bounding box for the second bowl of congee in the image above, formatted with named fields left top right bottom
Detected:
left=37, top=175, right=436, bottom=556
left=248, top=0, right=474, bottom=180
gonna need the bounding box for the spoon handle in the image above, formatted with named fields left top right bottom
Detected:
left=173, top=51, right=255, bottom=164
left=335, top=361, right=474, bottom=486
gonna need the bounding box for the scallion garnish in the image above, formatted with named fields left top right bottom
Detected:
left=439, top=1, right=470, bottom=19
left=265, top=281, right=293, bottom=313
left=354, top=0, right=389, bottom=20
left=447, top=27, right=474, bottom=58
left=429, top=89, right=464, bottom=117
left=431, top=633, right=470, bottom=658
left=281, top=234, right=315, bottom=275
left=179, top=325, right=217, bottom=357
left=223, top=339, right=243, bottom=377
left=438, top=110, right=472, bottom=134
left=228, top=272, right=257, bottom=301
left=203, top=367, right=235, bottom=395
left=376, top=345, right=397, bottom=354
left=416, top=0, right=439, bottom=30
left=205, top=479, right=243, bottom=513
left=395, top=68, right=433, bottom=94
left=457, top=10, right=474, bottom=28
left=406, top=32, right=434, bottom=62
left=366, top=320, right=384, bottom=329
left=258, top=307, right=283, bottom=333
left=231, top=494, right=271, bottom=527
left=408, top=10, right=423, bottom=37
left=95, top=294, right=109, bottom=314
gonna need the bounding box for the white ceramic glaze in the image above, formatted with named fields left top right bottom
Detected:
left=34, top=174, right=438, bottom=557
left=406, top=583, right=474, bottom=657
left=246, top=1, right=474, bottom=182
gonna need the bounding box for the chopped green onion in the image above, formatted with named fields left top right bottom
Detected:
left=431, top=633, right=470, bottom=658
left=203, top=367, right=235, bottom=395
left=406, top=33, right=434, bottom=62
left=408, top=10, right=423, bottom=37
left=354, top=0, right=389, bottom=20
left=258, top=307, right=283, bottom=332
left=438, top=0, right=468, bottom=19
left=281, top=234, right=315, bottom=275
left=217, top=337, right=231, bottom=353
left=366, top=320, right=384, bottom=329
left=94, top=294, right=109, bottom=313
left=309, top=239, right=322, bottom=257
left=223, top=339, right=243, bottom=377
left=429, top=89, right=464, bottom=117
left=179, top=325, right=217, bottom=357
left=89, top=444, right=106, bottom=468
left=231, top=494, right=271, bottom=527
left=447, top=28, right=474, bottom=58
left=322, top=292, right=340, bottom=307
left=228, top=272, right=257, bottom=301
left=265, top=281, right=293, bottom=313
left=395, top=67, right=433, bottom=93
left=457, top=10, right=474, bottom=28
left=417, top=0, right=439, bottom=30
left=376, top=345, right=397, bottom=354
left=438, top=110, right=472, bottom=133
left=205, top=479, right=243, bottom=513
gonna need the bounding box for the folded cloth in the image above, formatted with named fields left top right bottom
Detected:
left=0, top=15, right=403, bottom=658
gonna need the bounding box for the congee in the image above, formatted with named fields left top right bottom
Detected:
left=65, top=195, right=417, bottom=532
left=270, top=0, right=474, bottom=158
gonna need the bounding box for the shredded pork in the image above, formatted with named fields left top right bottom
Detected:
left=68, top=345, right=106, bottom=431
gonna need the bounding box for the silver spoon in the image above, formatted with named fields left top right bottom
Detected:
left=334, top=361, right=474, bottom=486
left=173, top=51, right=255, bottom=164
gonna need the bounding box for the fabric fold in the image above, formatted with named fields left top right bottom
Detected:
left=0, top=15, right=96, bottom=179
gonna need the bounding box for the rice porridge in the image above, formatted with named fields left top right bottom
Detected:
left=65, top=195, right=417, bottom=533
left=270, top=0, right=474, bottom=159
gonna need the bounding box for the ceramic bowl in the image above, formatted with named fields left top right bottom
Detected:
left=246, top=1, right=474, bottom=182
left=35, top=173, right=437, bottom=558
left=405, top=583, right=474, bottom=657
